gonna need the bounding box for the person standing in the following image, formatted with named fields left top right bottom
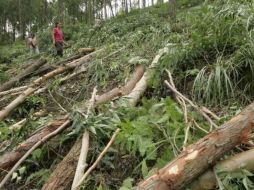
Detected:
left=52, top=22, right=66, bottom=56
left=27, top=34, right=40, bottom=54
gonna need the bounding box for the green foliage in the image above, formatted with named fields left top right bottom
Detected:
left=26, top=169, right=51, bottom=187
left=192, top=57, right=236, bottom=106
left=11, top=166, right=27, bottom=183
left=15, top=95, right=45, bottom=118
left=119, top=178, right=134, bottom=190
left=0, top=42, right=27, bottom=64
left=3, top=1, right=254, bottom=189
left=217, top=167, right=254, bottom=190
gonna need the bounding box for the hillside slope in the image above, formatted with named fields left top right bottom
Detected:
left=0, top=0, right=254, bottom=189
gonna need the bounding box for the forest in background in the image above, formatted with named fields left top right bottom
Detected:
left=0, top=0, right=186, bottom=43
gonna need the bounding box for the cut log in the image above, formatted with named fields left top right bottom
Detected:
left=0, top=64, right=145, bottom=178
left=41, top=137, right=82, bottom=190
left=75, top=128, right=120, bottom=189
left=136, top=102, right=254, bottom=190
left=0, top=86, right=28, bottom=97
left=0, top=66, right=87, bottom=99
left=125, top=47, right=168, bottom=106
left=189, top=148, right=254, bottom=190
left=0, top=50, right=102, bottom=121
left=0, top=120, right=71, bottom=189
left=71, top=131, right=89, bottom=190
left=32, top=53, right=85, bottom=77
left=42, top=47, right=168, bottom=190
left=94, top=64, right=145, bottom=106
left=41, top=64, right=146, bottom=190
left=78, top=48, right=95, bottom=54
left=0, top=59, right=47, bottom=92
left=0, top=119, right=66, bottom=171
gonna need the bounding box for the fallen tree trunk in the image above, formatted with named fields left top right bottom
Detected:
left=0, top=86, right=28, bottom=97
left=32, top=53, right=90, bottom=77
left=93, top=64, right=145, bottom=106
left=0, top=119, right=66, bottom=171
left=0, top=66, right=87, bottom=101
left=33, top=49, right=95, bottom=77
left=41, top=64, right=146, bottom=190
left=0, top=50, right=102, bottom=121
left=0, top=120, right=71, bottom=188
left=125, top=47, right=168, bottom=106
left=136, top=102, right=254, bottom=190
left=189, top=148, right=254, bottom=190
left=71, top=131, right=89, bottom=190
left=41, top=137, right=83, bottom=190
left=0, top=59, right=47, bottom=92
left=42, top=46, right=169, bottom=190
left=0, top=64, right=145, bottom=179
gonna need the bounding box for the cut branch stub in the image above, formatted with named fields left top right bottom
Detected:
left=136, top=102, right=254, bottom=190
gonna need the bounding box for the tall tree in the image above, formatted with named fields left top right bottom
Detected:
left=169, top=0, right=176, bottom=21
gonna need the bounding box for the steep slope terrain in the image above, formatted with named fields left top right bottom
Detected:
left=0, top=0, right=254, bottom=189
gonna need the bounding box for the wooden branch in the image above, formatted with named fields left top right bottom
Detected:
left=42, top=47, right=167, bottom=190
left=0, top=86, right=28, bottom=97
left=0, top=87, right=40, bottom=121
left=1, top=66, right=87, bottom=99
left=41, top=137, right=82, bottom=190
left=78, top=48, right=95, bottom=54
left=32, top=53, right=85, bottom=77
left=0, top=119, right=71, bottom=189
left=125, top=47, right=168, bottom=106
left=201, top=106, right=220, bottom=121
left=189, top=148, right=254, bottom=190
left=0, top=59, right=47, bottom=92
left=192, top=119, right=209, bottom=134
left=41, top=64, right=146, bottom=190
left=71, top=87, right=97, bottom=189
left=94, top=64, right=145, bottom=106
left=49, top=91, right=68, bottom=113
left=164, top=80, right=218, bottom=130
left=76, top=64, right=145, bottom=113
left=136, top=101, right=254, bottom=190
left=71, top=131, right=89, bottom=190
left=9, top=118, right=26, bottom=130
left=0, top=119, right=67, bottom=171
left=75, top=128, right=120, bottom=189
left=0, top=50, right=102, bottom=121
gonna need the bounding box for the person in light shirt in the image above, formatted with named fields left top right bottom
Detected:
left=27, top=34, right=39, bottom=54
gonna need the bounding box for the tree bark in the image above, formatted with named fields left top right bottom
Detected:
left=32, top=53, right=86, bottom=77
left=41, top=137, right=82, bottom=190
left=42, top=47, right=168, bottom=189
left=169, top=0, right=176, bottom=21
left=189, top=148, right=254, bottom=190
left=0, top=59, right=47, bottom=92
left=0, top=50, right=102, bottom=121
left=136, top=102, right=254, bottom=190
left=94, top=64, right=145, bottom=105
left=41, top=65, right=146, bottom=190
left=71, top=131, right=89, bottom=190
left=126, top=47, right=168, bottom=106
left=0, top=119, right=66, bottom=171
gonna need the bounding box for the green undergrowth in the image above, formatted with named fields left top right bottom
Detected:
left=1, top=0, right=254, bottom=189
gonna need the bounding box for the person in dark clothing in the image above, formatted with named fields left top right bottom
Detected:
left=52, top=22, right=67, bottom=56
